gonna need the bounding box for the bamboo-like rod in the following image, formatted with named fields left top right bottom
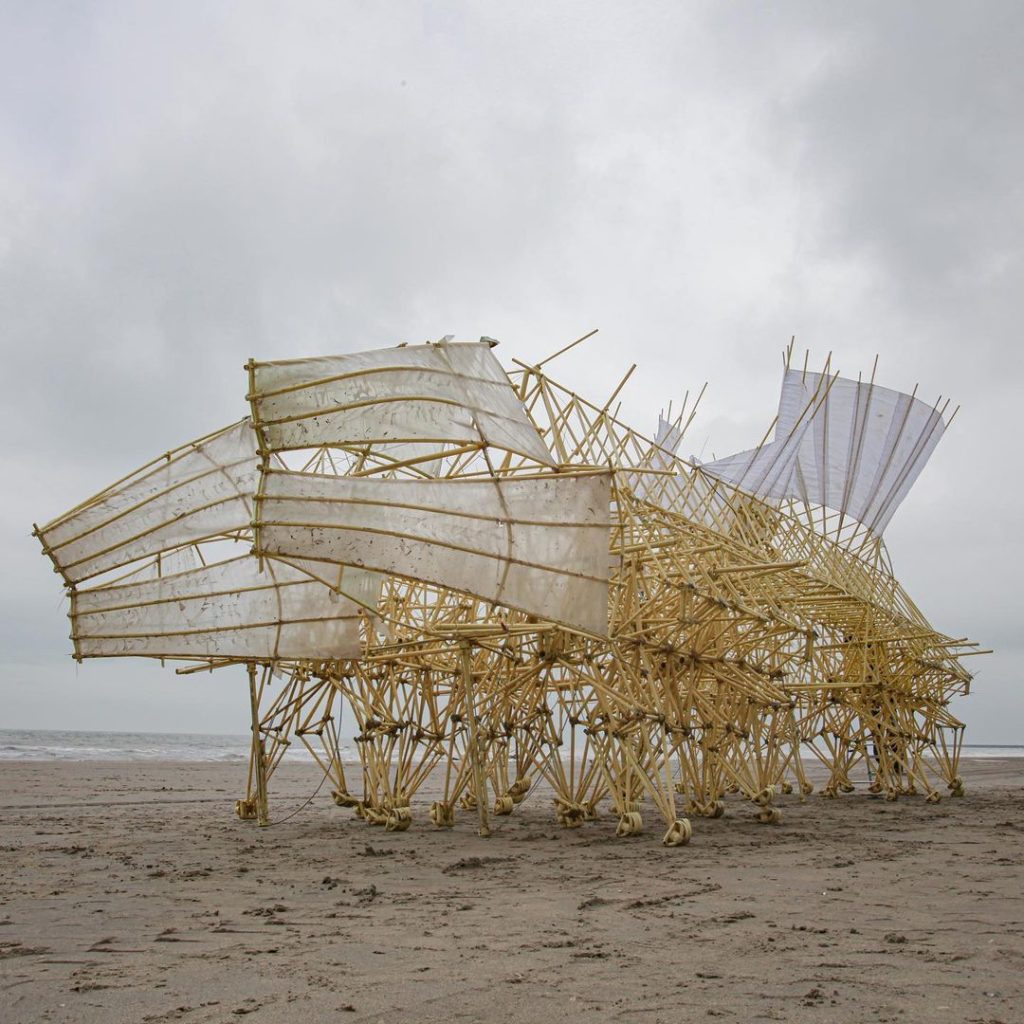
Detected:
left=248, top=661, right=270, bottom=827
left=459, top=641, right=491, bottom=838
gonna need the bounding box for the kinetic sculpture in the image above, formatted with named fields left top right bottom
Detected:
left=35, top=335, right=986, bottom=845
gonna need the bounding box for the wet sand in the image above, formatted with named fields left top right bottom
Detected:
left=1, top=758, right=1022, bottom=1023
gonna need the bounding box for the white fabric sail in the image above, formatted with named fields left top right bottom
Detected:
left=654, top=414, right=683, bottom=458
left=625, top=414, right=685, bottom=507
left=700, top=370, right=825, bottom=504
left=247, top=341, right=554, bottom=465
left=117, top=545, right=203, bottom=582
left=262, top=558, right=385, bottom=615
left=37, top=421, right=257, bottom=585
left=72, top=555, right=364, bottom=661
left=371, top=441, right=446, bottom=476
left=779, top=370, right=946, bottom=534
left=255, top=470, right=611, bottom=635
left=701, top=369, right=947, bottom=535
left=698, top=435, right=806, bottom=504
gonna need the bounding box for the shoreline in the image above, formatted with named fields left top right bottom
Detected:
left=2, top=749, right=1020, bottom=764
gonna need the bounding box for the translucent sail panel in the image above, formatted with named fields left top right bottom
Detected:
left=777, top=370, right=947, bottom=535
left=368, top=441, right=446, bottom=477
left=701, top=370, right=947, bottom=536
left=256, top=470, right=611, bottom=635
left=654, top=414, right=684, bottom=458
left=263, top=558, right=384, bottom=615
left=72, top=555, right=363, bottom=661
left=37, top=421, right=257, bottom=586
left=248, top=341, right=555, bottom=465
left=700, top=369, right=826, bottom=503
left=113, top=545, right=203, bottom=583
left=628, top=414, right=749, bottom=523
left=699, top=434, right=808, bottom=504
left=628, top=414, right=687, bottom=506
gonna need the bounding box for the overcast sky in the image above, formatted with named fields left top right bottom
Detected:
left=1, top=2, right=1020, bottom=741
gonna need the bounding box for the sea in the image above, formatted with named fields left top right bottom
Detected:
left=0, top=728, right=360, bottom=763
left=0, top=729, right=1021, bottom=763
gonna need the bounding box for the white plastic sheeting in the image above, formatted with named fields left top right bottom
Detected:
left=698, top=434, right=809, bottom=505
left=371, top=441, right=446, bottom=476
left=117, top=545, right=203, bottom=583
left=263, top=558, right=384, bottom=614
left=624, top=414, right=685, bottom=508
left=782, top=370, right=946, bottom=534
left=256, top=470, right=611, bottom=635
left=38, top=421, right=257, bottom=585
left=654, top=414, right=683, bottom=458
left=72, top=555, right=364, bottom=660
left=248, top=342, right=555, bottom=465
left=701, top=369, right=947, bottom=535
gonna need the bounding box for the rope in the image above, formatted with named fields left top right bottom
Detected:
left=264, top=761, right=333, bottom=826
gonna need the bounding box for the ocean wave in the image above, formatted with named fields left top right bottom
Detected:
left=0, top=730, right=1018, bottom=763
left=0, top=729, right=362, bottom=763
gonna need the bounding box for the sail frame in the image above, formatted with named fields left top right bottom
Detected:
left=246, top=341, right=555, bottom=467
left=36, top=419, right=257, bottom=586
left=701, top=367, right=949, bottom=537
left=254, top=467, right=612, bottom=636
left=70, top=553, right=366, bottom=662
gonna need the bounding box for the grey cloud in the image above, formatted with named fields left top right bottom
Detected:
left=1, top=2, right=1019, bottom=738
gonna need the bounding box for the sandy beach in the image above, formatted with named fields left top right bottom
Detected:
left=1, top=758, right=1022, bottom=1024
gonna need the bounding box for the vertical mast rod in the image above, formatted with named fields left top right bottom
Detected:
left=459, top=640, right=491, bottom=838
left=248, top=661, right=270, bottom=827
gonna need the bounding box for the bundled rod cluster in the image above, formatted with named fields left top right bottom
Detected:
left=36, top=335, right=984, bottom=845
